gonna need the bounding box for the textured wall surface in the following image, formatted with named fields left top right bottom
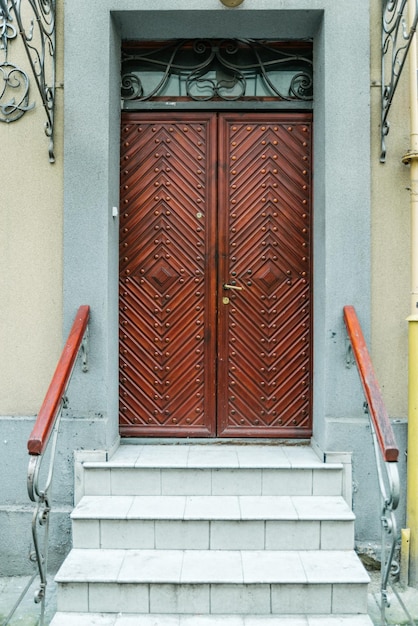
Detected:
left=370, top=0, right=410, bottom=418
left=0, top=7, right=64, bottom=415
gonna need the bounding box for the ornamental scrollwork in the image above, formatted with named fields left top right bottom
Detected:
left=0, top=0, right=34, bottom=123
left=381, top=0, right=418, bottom=162
left=0, top=0, right=56, bottom=162
left=122, top=39, right=313, bottom=104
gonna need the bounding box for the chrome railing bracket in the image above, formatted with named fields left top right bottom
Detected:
left=345, top=338, right=355, bottom=368
left=81, top=325, right=89, bottom=373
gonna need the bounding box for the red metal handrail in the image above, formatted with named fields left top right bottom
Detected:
left=27, top=305, right=90, bottom=456
left=343, top=305, right=399, bottom=462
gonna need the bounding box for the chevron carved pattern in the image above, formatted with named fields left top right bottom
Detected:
left=120, top=112, right=312, bottom=437
left=218, top=116, right=312, bottom=436
left=119, top=114, right=217, bottom=436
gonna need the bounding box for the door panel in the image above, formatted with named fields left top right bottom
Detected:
left=120, top=114, right=217, bottom=436
left=119, top=112, right=312, bottom=438
left=217, top=114, right=312, bottom=437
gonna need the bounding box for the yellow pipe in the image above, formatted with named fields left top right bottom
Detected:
left=401, top=528, right=411, bottom=588
left=405, top=0, right=418, bottom=587
left=408, top=322, right=418, bottom=585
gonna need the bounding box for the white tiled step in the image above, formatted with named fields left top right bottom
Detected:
left=72, top=495, right=354, bottom=550
left=100, top=444, right=327, bottom=468
left=50, top=613, right=375, bottom=626
left=81, top=445, right=343, bottom=497
left=55, top=549, right=369, bottom=615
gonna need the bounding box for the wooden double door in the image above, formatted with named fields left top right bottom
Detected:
left=119, top=112, right=312, bottom=438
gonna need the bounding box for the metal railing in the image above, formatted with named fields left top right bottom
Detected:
left=5, top=306, right=90, bottom=626
left=343, top=305, right=412, bottom=625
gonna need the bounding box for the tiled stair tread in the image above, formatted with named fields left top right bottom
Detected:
left=72, top=495, right=355, bottom=521
left=53, top=445, right=368, bottom=623
left=55, top=549, right=369, bottom=585
left=50, top=612, right=375, bottom=626
left=83, top=444, right=342, bottom=470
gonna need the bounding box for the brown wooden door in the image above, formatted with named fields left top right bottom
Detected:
left=120, top=112, right=312, bottom=438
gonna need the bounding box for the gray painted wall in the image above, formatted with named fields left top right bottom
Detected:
left=2, top=0, right=395, bottom=576
left=63, top=0, right=372, bottom=452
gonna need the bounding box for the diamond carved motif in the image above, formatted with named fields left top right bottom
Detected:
left=146, top=259, right=179, bottom=292
left=253, top=259, right=282, bottom=294
left=258, top=261, right=280, bottom=289
left=152, top=260, right=177, bottom=287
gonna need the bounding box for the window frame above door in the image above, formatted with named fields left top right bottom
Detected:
left=121, top=39, right=314, bottom=112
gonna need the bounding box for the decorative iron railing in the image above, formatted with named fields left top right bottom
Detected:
left=343, top=306, right=412, bottom=625
left=4, top=306, right=90, bottom=626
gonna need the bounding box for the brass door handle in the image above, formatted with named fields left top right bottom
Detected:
left=223, top=284, right=243, bottom=291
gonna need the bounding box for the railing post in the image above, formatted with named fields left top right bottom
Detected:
left=343, top=305, right=405, bottom=623
left=9, top=305, right=91, bottom=626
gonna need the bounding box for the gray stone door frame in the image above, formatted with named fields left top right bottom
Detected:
left=63, top=2, right=371, bottom=455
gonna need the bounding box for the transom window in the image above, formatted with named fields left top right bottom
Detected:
left=121, top=39, right=313, bottom=107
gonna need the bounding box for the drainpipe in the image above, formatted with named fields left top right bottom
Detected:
left=403, top=0, right=418, bottom=587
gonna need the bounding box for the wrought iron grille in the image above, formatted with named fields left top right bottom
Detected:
left=0, top=0, right=34, bottom=122
left=381, top=0, right=418, bottom=162
left=121, top=39, right=313, bottom=105
left=0, top=0, right=56, bottom=162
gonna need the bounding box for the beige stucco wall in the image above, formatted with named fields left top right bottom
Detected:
left=370, top=1, right=411, bottom=418
left=0, top=2, right=412, bottom=420
left=0, top=6, right=64, bottom=414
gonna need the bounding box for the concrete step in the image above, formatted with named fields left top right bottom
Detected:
left=50, top=613, right=375, bottom=625
left=57, top=445, right=366, bottom=622
left=80, top=444, right=344, bottom=498
left=55, top=548, right=369, bottom=615
left=71, top=495, right=355, bottom=550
